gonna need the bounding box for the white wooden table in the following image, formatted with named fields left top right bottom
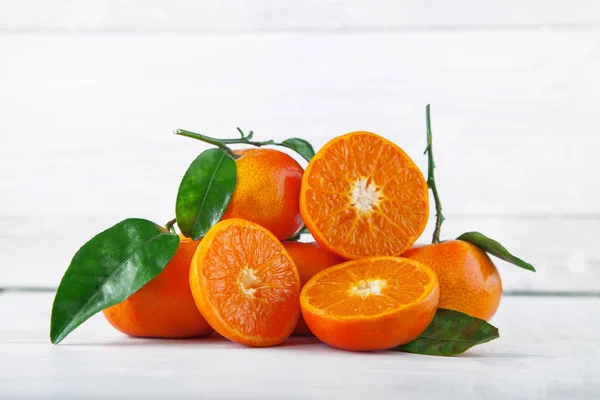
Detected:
left=1, top=1, right=599, bottom=398
left=1, top=291, right=599, bottom=399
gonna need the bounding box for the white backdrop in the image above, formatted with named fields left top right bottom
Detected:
left=1, top=1, right=598, bottom=290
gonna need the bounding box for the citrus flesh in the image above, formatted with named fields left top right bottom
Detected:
left=300, top=131, right=429, bottom=259
left=190, top=218, right=301, bottom=347
left=300, top=256, right=439, bottom=351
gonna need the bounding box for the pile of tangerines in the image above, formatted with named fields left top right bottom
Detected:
left=51, top=106, right=534, bottom=355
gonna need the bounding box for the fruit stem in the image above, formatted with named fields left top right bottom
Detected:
left=424, top=104, right=445, bottom=244
left=165, top=218, right=177, bottom=234
left=175, top=129, right=241, bottom=159
left=175, top=127, right=281, bottom=159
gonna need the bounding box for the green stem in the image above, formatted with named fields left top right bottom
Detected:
left=424, top=104, right=445, bottom=244
left=175, top=129, right=240, bottom=159
left=165, top=218, right=177, bottom=234
left=175, top=128, right=279, bottom=158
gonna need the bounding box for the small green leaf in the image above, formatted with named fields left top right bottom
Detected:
left=176, top=148, right=237, bottom=240
left=276, top=138, right=316, bottom=162
left=50, top=219, right=180, bottom=344
left=397, top=309, right=499, bottom=356
left=284, top=225, right=310, bottom=242
left=457, top=231, right=536, bottom=272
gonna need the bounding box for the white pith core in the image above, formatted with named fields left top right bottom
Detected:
left=239, top=267, right=260, bottom=297
left=350, top=279, right=387, bottom=299
left=351, top=178, right=380, bottom=212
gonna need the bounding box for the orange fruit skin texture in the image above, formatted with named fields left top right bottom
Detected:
left=190, top=218, right=301, bottom=347
left=282, top=241, right=344, bottom=336
left=222, top=148, right=304, bottom=240
left=300, top=131, right=429, bottom=260
left=103, top=237, right=213, bottom=338
left=300, top=257, right=440, bottom=351
left=402, top=240, right=502, bottom=321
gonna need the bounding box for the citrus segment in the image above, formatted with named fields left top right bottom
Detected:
left=300, top=257, right=439, bottom=351
left=300, top=131, right=428, bottom=259
left=190, top=218, right=301, bottom=347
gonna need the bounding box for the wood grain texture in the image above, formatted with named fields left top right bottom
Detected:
left=1, top=1, right=600, bottom=31
left=1, top=216, right=597, bottom=291
left=0, top=32, right=598, bottom=219
left=1, top=292, right=598, bottom=399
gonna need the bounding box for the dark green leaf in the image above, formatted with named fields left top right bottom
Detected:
left=176, top=148, right=237, bottom=240
left=50, top=219, right=180, bottom=344
left=277, top=138, right=316, bottom=162
left=457, top=231, right=536, bottom=272
left=397, top=309, right=499, bottom=356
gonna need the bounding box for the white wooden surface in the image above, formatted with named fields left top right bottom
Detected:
left=1, top=292, right=598, bottom=399
left=1, top=2, right=599, bottom=398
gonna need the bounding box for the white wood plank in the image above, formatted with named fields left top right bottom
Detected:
left=1, top=292, right=598, bottom=399
left=0, top=216, right=597, bottom=291
left=1, top=1, right=600, bottom=31
left=0, top=32, right=598, bottom=219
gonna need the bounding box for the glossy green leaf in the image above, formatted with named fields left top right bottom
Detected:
left=284, top=225, right=310, bottom=242
left=457, top=231, right=536, bottom=272
left=176, top=148, right=237, bottom=240
left=50, top=219, right=180, bottom=344
left=397, top=309, right=499, bottom=356
left=276, top=138, right=315, bottom=162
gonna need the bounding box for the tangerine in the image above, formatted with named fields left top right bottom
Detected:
left=300, top=256, right=439, bottom=351
left=300, top=131, right=429, bottom=259
left=403, top=240, right=502, bottom=320
left=223, top=148, right=304, bottom=240
left=282, top=241, right=344, bottom=335
left=190, top=218, right=301, bottom=347
left=103, top=236, right=213, bottom=338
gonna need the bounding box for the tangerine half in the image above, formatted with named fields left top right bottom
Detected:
left=300, top=131, right=429, bottom=259
left=282, top=241, right=344, bottom=335
left=223, top=149, right=304, bottom=240
left=300, top=257, right=439, bottom=351
left=103, top=236, right=213, bottom=338
left=190, top=218, right=301, bottom=347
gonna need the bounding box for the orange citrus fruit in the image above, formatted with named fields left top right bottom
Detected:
left=190, top=218, right=301, bottom=347
left=403, top=240, right=502, bottom=320
left=300, top=131, right=429, bottom=259
left=103, top=236, right=213, bottom=338
left=222, top=148, right=304, bottom=240
left=282, top=241, right=344, bottom=335
left=300, top=256, right=439, bottom=351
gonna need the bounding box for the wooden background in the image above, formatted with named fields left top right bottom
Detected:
left=1, top=0, right=599, bottom=292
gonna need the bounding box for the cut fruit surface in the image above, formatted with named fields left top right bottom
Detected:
left=190, top=218, right=301, bottom=347
left=300, top=257, right=439, bottom=351
left=300, top=131, right=429, bottom=259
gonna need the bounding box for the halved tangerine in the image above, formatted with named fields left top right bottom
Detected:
left=300, top=257, right=439, bottom=351
left=190, top=218, right=301, bottom=347
left=300, top=131, right=429, bottom=259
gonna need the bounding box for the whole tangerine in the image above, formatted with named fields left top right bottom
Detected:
left=403, top=240, right=502, bottom=320
left=223, top=148, right=304, bottom=240
left=103, top=236, right=213, bottom=338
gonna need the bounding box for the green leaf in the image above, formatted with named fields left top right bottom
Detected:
left=176, top=148, right=237, bottom=240
left=457, top=231, right=536, bottom=272
left=50, top=219, right=180, bottom=344
left=397, top=309, right=499, bottom=356
left=276, top=138, right=316, bottom=162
